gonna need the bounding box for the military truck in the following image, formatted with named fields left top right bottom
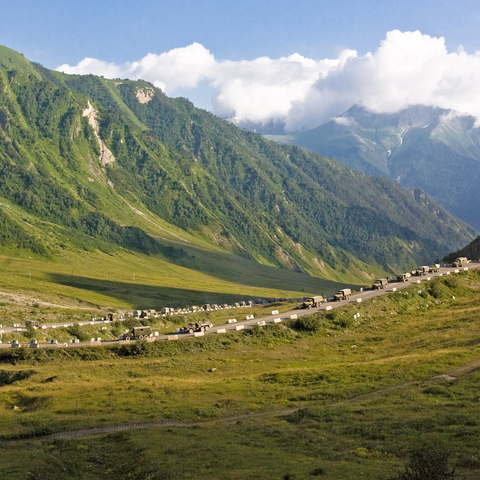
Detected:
left=25, top=320, right=42, bottom=329
left=452, top=257, right=468, bottom=268
left=300, top=295, right=325, bottom=309
left=333, top=289, right=352, bottom=301
left=372, top=278, right=388, bottom=290
left=415, top=266, right=430, bottom=276
left=123, top=326, right=152, bottom=340
left=182, top=320, right=213, bottom=334
left=396, top=272, right=411, bottom=282
left=429, top=264, right=441, bottom=273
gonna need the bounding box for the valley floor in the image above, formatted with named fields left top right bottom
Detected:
left=1, top=270, right=480, bottom=479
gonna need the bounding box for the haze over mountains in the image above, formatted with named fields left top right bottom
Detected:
left=0, top=45, right=475, bottom=285
left=267, top=105, right=480, bottom=230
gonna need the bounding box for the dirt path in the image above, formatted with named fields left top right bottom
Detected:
left=25, top=357, right=479, bottom=442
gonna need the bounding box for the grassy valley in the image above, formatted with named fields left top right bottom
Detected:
left=0, top=270, right=479, bottom=478
left=0, top=45, right=475, bottom=296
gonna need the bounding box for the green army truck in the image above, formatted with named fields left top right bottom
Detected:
left=333, top=289, right=352, bottom=301
left=372, top=278, right=388, bottom=290
left=182, top=320, right=213, bottom=334
left=300, top=295, right=325, bottom=309
left=123, top=326, right=152, bottom=340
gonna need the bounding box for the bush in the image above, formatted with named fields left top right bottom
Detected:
left=294, top=316, right=321, bottom=332
left=395, top=446, right=460, bottom=480
left=65, top=323, right=90, bottom=342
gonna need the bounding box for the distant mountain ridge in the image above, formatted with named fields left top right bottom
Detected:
left=266, top=105, right=480, bottom=230
left=0, top=45, right=475, bottom=283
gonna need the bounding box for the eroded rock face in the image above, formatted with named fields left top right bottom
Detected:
left=82, top=101, right=115, bottom=166
left=136, top=87, right=154, bottom=104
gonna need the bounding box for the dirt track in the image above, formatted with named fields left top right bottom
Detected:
left=33, top=358, right=480, bottom=441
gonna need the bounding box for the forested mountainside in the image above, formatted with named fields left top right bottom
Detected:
left=0, top=45, right=475, bottom=282
left=267, top=105, right=480, bottom=230
left=444, top=236, right=480, bottom=264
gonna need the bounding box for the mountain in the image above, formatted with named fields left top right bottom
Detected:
left=444, top=235, right=480, bottom=264
left=266, top=105, right=480, bottom=230
left=0, top=45, right=475, bottom=286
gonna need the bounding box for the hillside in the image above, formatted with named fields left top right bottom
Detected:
left=0, top=45, right=476, bottom=295
left=2, top=270, right=480, bottom=479
left=267, top=105, right=480, bottom=230
left=444, top=235, right=480, bottom=264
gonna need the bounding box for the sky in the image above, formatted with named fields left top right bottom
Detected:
left=3, top=0, right=480, bottom=132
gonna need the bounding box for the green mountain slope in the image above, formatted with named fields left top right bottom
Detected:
left=0, top=45, right=475, bottom=290
left=444, top=235, right=480, bottom=264
left=267, top=105, right=480, bottom=230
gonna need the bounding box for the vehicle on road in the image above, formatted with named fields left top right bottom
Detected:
left=429, top=264, right=441, bottom=273
left=25, top=320, right=42, bottom=329
left=396, top=272, right=411, bottom=282
left=452, top=257, right=468, bottom=268
left=122, top=326, right=152, bottom=340
left=333, top=289, right=352, bottom=301
left=415, top=266, right=430, bottom=276
left=372, top=278, right=388, bottom=290
left=299, top=296, right=325, bottom=309
left=182, top=320, right=213, bottom=334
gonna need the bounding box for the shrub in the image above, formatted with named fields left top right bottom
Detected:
left=66, top=323, right=90, bottom=342
left=395, top=446, right=459, bottom=480
left=294, top=316, right=321, bottom=332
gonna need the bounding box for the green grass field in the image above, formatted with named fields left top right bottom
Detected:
left=0, top=271, right=479, bottom=479
left=0, top=246, right=361, bottom=311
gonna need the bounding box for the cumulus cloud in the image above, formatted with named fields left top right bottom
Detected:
left=57, top=31, right=480, bottom=132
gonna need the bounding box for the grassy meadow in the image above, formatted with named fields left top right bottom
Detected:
left=0, top=271, right=479, bottom=479
left=0, top=246, right=359, bottom=311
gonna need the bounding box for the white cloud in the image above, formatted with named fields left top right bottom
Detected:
left=57, top=31, right=480, bottom=132
left=333, top=116, right=358, bottom=127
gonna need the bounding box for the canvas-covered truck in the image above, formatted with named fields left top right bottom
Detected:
left=415, top=266, right=430, bottom=276
left=372, top=278, right=388, bottom=290
left=300, top=296, right=325, bottom=309
left=452, top=257, right=468, bottom=268
left=397, top=272, right=411, bottom=282
left=182, top=320, right=213, bottom=334
left=122, top=326, right=152, bottom=340
left=333, top=289, right=352, bottom=301
left=429, top=264, right=441, bottom=273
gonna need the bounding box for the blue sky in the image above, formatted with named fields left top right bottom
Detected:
left=3, top=0, right=480, bottom=131
left=2, top=0, right=479, bottom=68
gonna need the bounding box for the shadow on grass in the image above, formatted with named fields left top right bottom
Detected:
left=48, top=273, right=289, bottom=308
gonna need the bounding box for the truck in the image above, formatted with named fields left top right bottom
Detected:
left=451, top=257, right=468, bottom=268
left=396, top=272, right=411, bottom=282
left=415, top=266, right=430, bottom=276
left=372, top=278, right=388, bottom=290
left=122, top=326, right=152, bottom=340
left=182, top=320, right=213, bottom=334
left=429, top=264, right=441, bottom=273
left=333, top=289, right=352, bottom=301
left=25, top=320, right=42, bottom=329
left=300, top=295, right=325, bottom=309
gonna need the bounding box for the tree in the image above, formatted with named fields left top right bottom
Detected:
left=396, top=447, right=461, bottom=480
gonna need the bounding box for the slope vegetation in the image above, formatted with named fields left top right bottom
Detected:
left=0, top=45, right=475, bottom=296
left=269, top=105, right=480, bottom=230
